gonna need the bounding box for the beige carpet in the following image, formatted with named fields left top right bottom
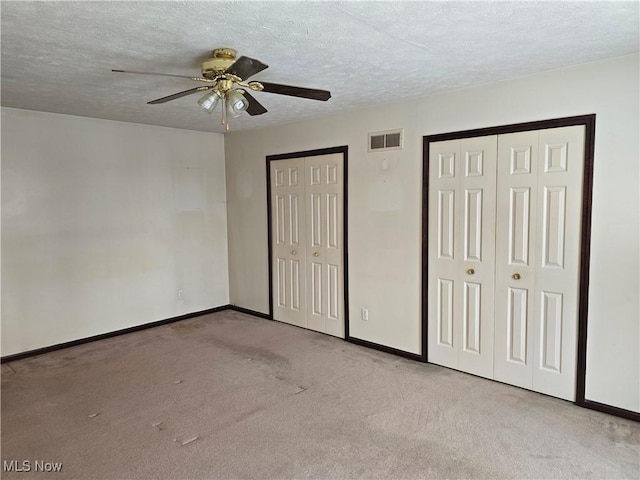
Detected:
left=1, top=310, right=638, bottom=479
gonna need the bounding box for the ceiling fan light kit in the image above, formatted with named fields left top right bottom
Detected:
left=113, top=48, right=331, bottom=131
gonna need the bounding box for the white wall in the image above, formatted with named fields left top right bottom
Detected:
left=1, top=108, right=229, bottom=356
left=225, top=54, right=639, bottom=413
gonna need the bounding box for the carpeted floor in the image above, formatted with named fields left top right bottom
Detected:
left=1, top=310, right=638, bottom=479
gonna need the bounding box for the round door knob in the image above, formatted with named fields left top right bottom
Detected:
left=467, top=269, right=475, bottom=275
left=313, top=252, right=319, bottom=257
left=513, top=273, right=521, bottom=280
left=291, top=250, right=297, bottom=255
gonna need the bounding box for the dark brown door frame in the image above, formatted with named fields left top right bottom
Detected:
left=422, top=114, right=637, bottom=422
left=266, top=145, right=422, bottom=361
left=266, top=146, right=350, bottom=339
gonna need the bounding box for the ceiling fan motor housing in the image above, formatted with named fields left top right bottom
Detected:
left=202, top=48, right=237, bottom=79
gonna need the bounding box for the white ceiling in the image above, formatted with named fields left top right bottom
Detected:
left=2, top=1, right=638, bottom=133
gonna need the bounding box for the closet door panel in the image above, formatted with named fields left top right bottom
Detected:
left=305, top=154, right=344, bottom=337
left=532, top=126, right=584, bottom=401
left=428, top=140, right=461, bottom=369
left=495, top=131, right=539, bottom=389
left=271, top=159, right=307, bottom=328
left=428, top=136, right=497, bottom=379
left=457, top=136, right=497, bottom=379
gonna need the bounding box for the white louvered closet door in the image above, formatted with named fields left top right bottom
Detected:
left=271, top=154, right=344, bottom=338
left=427, top=136, right=497, bottom=379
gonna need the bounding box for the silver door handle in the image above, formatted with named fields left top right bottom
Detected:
left=291, top=250, right=297, bottom=255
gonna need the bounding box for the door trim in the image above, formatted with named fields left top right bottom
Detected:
left=421, top=115, right=628, bottom=416
left=266, top=146, right=349, bottom=338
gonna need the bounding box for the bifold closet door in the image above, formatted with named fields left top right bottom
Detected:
left=305, top=153, right=344, bottom=338
left=270, top=153, right=344, bottom=338
left=271, top=158, right=307, bottom=328
left=494, top=126, right=585, bottom=401
left=427, top=125, right=585, bottom=401
left=427, top=136, right=497, bottom=379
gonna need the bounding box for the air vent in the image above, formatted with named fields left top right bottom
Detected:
left=368, top=129, right=403, bottom=152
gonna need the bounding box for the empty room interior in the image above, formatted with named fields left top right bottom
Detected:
left=1, top=1, right=639, bottom=479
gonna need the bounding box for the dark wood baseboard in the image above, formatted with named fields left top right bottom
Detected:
left=227, top=305, right=272, bottom=320
left=1, top=305, right=231, bottom=364
left=347, top=336, right=425, bottom=362
left=578, top=399, right=640, bottom=422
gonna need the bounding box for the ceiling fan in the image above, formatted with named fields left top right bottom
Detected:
left=113, top=48, right=331, bottom=131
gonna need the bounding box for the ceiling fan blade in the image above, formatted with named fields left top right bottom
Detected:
left=147, top=86, right=211, bottom=104
left=243, top=91, right=268, bottom=116
left=226, top=56, right=269, bottom=80
left=112, top=69, right=209, bottom=82
left=259, top=82, right=331, bottom=101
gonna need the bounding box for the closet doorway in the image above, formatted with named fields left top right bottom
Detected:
left=422, top=115, right=595, bottom=402
left=267, top=146, right=349, bottom=338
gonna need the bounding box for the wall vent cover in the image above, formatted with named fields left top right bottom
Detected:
left=368, top=129, right=403, bottom=152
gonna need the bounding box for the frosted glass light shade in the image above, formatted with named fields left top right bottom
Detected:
left=227, top=90, right=249, bottom=117
left=198, top=91, right=220, bottom=113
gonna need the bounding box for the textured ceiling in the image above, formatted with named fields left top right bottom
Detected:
left=2, top=1, right=638, bottom=133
